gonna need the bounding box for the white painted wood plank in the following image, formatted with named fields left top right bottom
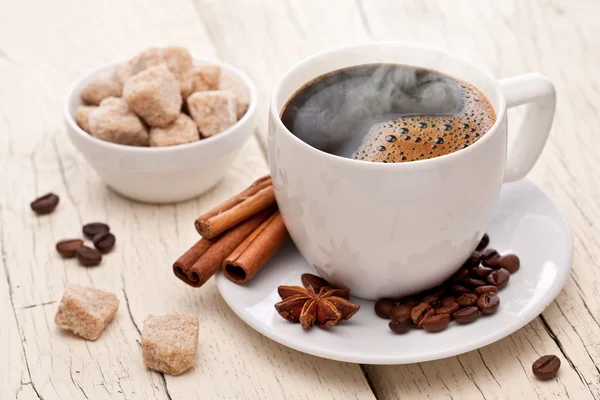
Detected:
left=0, top=0, right=375, bottom=399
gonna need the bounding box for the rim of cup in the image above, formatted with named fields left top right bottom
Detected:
left=269, top=42, right=508, bottom=169
left=64, top=56, right=258, bottom=154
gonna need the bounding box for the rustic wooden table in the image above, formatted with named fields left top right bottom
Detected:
left=1, top=0, right=598, bottom=399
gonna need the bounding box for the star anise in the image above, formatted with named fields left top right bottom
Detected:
left=275, top=285, right=360, bottom=329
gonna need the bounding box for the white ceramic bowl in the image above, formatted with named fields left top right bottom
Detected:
left=64, top=58, right=257, bottom=203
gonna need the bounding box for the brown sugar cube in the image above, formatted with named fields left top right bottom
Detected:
left=187, top=91, right=236, bottom=137
left=219, top=71, right=250, bottom=120
left=88, top=97, right=149, bottom=146
left=80, top=74, right=121, bottom=105
left=54, top=284, right=119, bottom=341
left=150, top=114, right=199, bottom=147
left=74, top=105, right=97, bottom=133
left=142, top=313, right=199, bottom=376
left=123, top=66, right=182, bottom=128
left=188, top=64, right=221, bottom=94
left=115, top=47, right=193, bottom=97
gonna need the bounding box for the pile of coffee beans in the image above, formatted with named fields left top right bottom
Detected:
left=375, top=234, right=521, bottom=334
left=56, top=222, right=116, bottom=267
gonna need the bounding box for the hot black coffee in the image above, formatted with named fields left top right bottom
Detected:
left=280, top=64, right=496, bottom=163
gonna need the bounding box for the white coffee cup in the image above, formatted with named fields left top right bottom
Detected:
left=268, top=42, right=555, bottom=300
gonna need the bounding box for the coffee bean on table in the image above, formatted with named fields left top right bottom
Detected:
left=389, top=316, right=412, bottom=334
left=454, top=306, right=480, bottom=324
left=436, top=302, right=459, bottom=316
left=499, top=254, right=520, bottom=273
left=422, top=294, right=441, bottom=306
left=474, top=285, right=499, bottom=295
left=422, top=313, right=451, bottom=332
left=75, top=246, right=102, bottom=266
left=456, top=293, right=478, bottom=307
left=30, top=193, right=59, bottom=215
left=481, top=248, right=499, bottom=261
left=532, top=355, right=561, bottom=379
left=477, top=293, right=500, bottom=315
left=55, top=239, right=84, bottom=258
left=375, top=299, right=395, bottom=319
left=390, top=304, right=412, bottom=321
left=93, top=232, right=116, bottom=253
left=476, top=233, right=490, bottom=251
left=464, top=277, right=487, bottom=288
left=411, top=303, right=433, bottom=327
left=83, top=222, right=110, bottom=239
left=487, top=268, right=510, bottom=289
left=470, top=266, right=494, bottom=278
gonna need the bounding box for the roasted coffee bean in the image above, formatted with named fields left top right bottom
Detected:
left=477, top=293, right=500, bottom=315
left=499, top=254, right=520, bottom=273
left=464, top=277, right=487, bottom=288
left=75, top=246, right=102, bottom=266
left=456, top=293, right=478, bottom=307
left=470, top=266, right=494, bottom=278
left=83, top=222, right=110, bottom=239
left=410, top=303, right=433, bottom=327
left=476, top=233, right=490, bottom=251
left=481, top=249, right=502, bottom=268
left=422, top=313, right=451, bottom=332
left=375, top=299, right=395, bottom=319
left=474, top=285, right=499, bottom=295
left=449, top=284, right=470, bottom=295
left=417, top=309, right=436, bottom=328
left=389, top=316, right=412, bottom=334
left=390, top=304, right=412, bottom=321
left=462, top=251, right=482, bottom=269
left=55, top=239, right=84, bottom=258
left=93, top=232, right=116, bottom=253
left=401, top=296, right=420, bottom=308
left=436, top=302, right=459, bottom=316
left=451, top=268, right=470, bottom=283
left=487, top=268, right=510, bottom=289
left=301, top=273, right=330, bottom=291
left=30, top=193, right=59, bottom=215
left=454, top=306, right=480, bottom=324
left=532, top=355, right=561, bottom=380
left=440, top=296, right=457, bottom=306
left=422, top=294, right=441, bottom=306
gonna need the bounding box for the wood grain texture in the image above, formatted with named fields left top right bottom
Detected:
left=0, top=0, right=374, bottom=399
left=196, top=0, right=600, bottom=399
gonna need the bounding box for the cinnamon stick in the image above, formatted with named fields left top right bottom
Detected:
left=223, top=210, right=289, bottom=284
left=194, top=176, right=275, bottom=239
left=174, top=208, right=275, bottom=287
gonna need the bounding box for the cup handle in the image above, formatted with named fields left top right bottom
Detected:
left=498, top=73, right=556, bottom=182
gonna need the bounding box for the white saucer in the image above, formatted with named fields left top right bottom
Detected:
left=216, top=179, right=572, bottom=364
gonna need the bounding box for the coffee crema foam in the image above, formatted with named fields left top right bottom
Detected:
left=353, top=83, right=495, bottom=162
left=281, top=64, right=496, bottom=163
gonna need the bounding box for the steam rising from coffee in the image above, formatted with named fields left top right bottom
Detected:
left=281, top=64, right=495, bottom=163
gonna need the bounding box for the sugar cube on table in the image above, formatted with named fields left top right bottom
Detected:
left=123, top=66, right=182, bottom=128
left=142, top=313, right=199, bottom=376
left=150, top=114, right=199, bottom=147
left=187, top=90, right=236, bottom=137
left=54, top=284, right=119, bottom=341
left=88, top=97, right=149, bottom=146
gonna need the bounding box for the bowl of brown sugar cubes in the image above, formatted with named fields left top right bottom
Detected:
left=64, top=47, right=257, bottom=203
